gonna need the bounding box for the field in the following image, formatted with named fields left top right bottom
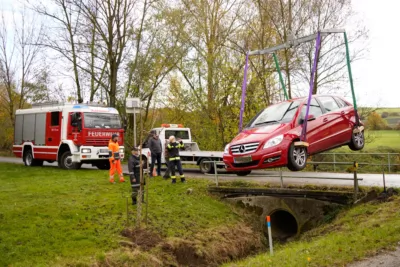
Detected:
left=365, top=130, right=400, bottom=150
left=0, top=163, right=261, bottom=267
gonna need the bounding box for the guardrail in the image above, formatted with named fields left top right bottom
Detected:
left=203, top=160, right=364, bottom=201
left=309, top=152, right=400, bottom=173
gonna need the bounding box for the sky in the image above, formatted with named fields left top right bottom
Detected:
left=348, top=0, right=400, bottom=107
left=1, top=0, right=399, bottom=108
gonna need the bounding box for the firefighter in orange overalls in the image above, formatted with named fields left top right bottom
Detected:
left=108, top=134, right=125, bottom=184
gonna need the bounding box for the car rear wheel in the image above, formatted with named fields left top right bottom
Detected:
left=349, top=129, right=364, bottom=151
left=236, top=170, right=251, bottom=176
left=199, top=157, right=215, bottom=174
left=287, top=143, right=308, bottom=171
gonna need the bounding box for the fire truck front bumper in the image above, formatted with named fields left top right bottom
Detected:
left=72, top=146, right=125, bottom=162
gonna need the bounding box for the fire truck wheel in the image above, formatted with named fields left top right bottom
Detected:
left=60, top=151, right=79, bottom=170
left=23, top=150, right=34, bottom=166
left=23, top=150, right=43, bottom=167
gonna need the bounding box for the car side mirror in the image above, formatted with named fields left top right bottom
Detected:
left=306, top=114, right=316, bottom=121
left=300, top=114, right=316, bottom=124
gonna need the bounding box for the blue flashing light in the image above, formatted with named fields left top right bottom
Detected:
left=73, top=105, right=89, bottom=109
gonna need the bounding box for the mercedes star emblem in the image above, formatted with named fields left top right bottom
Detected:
left=239, top=145, right=245, bottom=153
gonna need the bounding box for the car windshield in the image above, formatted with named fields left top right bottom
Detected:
left=83, top=113, right=121, bottom=129
left=246, top=100, right=301, bottom=128
left=165, top=130, right=190, bottom=140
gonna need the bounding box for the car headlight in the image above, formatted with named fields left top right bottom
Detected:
left=81, top=148, right=91, bottom=153
left=263, top=135, right=283, bottom=149
left=224, top=144, right=230, bottom=154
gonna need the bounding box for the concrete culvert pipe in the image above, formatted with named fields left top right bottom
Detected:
left=268, top=209, right=298, bottom=241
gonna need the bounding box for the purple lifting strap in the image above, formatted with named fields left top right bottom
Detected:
left=239, top=52, right=249, bottom=133
left=301, top=32, right=322, bottom=142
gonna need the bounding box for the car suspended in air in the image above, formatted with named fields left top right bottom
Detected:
left=223, top=95, right=364, bottom=173
left=224, top=29, right=365, bottom=174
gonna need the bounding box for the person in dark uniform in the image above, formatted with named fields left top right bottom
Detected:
left=166, top=135, right=185, bottom=183
left=163, top=138, right=171, bottom=179
left=128, top=146, right=144, bottom=205
left=148, top=130, right=162, bottom=177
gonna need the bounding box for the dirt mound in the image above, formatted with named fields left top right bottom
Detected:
left=121, top=228, right=163, bottom=251
left=162, top=223, right=264, bottom=267
left=100, top=223, right=264, bottom=267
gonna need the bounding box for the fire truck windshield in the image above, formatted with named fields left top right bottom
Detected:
left=83, top=113, right=121, bottom=129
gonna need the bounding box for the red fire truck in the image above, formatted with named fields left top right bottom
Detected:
left=12, top=102, right=125, bottom=170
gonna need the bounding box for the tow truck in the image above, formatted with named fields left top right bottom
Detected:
left=140, top=124, right=250, bottom=176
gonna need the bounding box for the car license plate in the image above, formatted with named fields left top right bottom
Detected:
left=234, top=156, right=252, bottom=163
left=100, top=149, right=109, bottom=154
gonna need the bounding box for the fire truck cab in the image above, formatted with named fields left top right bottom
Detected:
left=12, top=102, right=125, bottom=170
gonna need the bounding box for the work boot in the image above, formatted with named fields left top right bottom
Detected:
left=181, top=177, right=186, bottom=183
left=119, top=176, right=125, bottom=183
left=171, top=178, right=176, bottom=184
left=132, top=197, right=137, bottom=205
left=163, top=175, right=170, bottom=180
left=109, top=178, right=115, bottom=184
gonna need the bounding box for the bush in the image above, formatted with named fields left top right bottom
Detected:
left=367, top=112, right=388, bottom=130
left=381, top=112, right=389, bottom=118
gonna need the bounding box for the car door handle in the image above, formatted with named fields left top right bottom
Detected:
left=48, top=138, right=52, bottom=141
left=323, top=118, right=328, bottom=123
left=341, top=111, right=345, bottom=115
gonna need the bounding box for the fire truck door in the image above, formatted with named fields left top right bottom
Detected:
left=46, top=111, right=62, bottom=146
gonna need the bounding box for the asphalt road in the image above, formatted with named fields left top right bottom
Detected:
left=2, top=156, right=399, bottom=188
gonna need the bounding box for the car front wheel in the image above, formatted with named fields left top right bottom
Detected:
left=349, top=129, right=364, bottom=151
left=287, top=143, right=308, bottom=171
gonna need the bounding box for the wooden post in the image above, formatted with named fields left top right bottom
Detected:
left=353, top=161, right=359, bottom=202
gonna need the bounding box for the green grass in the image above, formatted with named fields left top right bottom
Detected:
left=225, top=196, right=400, bottom=267
left=365, top=130, right=400, bottom=150
left=0, top=163, right=241, bottom=266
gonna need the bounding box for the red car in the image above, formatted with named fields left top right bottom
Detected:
left=223, top=95, right=364, bottom=174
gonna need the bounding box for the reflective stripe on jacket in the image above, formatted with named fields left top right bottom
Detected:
left=108, top=140, right=120, bottom=160
left=167, top=141, right=184, bottom=160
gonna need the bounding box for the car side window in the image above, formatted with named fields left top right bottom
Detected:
left=334, top=97, right=349, bottom=108
left=301, top=98, right=323, bottom=118
left=318, top=96, right=340, bottom=112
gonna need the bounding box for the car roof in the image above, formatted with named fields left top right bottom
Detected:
left=290, top=94, right=345, bottom=101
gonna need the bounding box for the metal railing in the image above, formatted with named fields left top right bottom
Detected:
left=203, top=160, right=363, bottom=201
left=307, top=152, right=400, bottom=173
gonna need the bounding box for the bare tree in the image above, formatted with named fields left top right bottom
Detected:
left=30, top=0, right=84, bottom=103
left=0, top=9, right=46, bottom=124
left=293, top=0, right=368, bottom=96
left=78, top=0, right=135, bottom=107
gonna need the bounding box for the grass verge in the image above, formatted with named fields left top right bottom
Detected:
left=225, top=196, right=400, bottom=267
left=0, top=163, right=263, bottom=266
